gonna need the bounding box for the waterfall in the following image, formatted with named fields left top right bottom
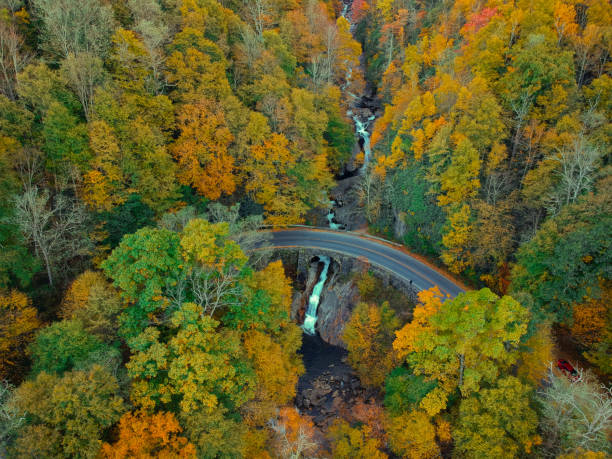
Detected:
left=353, top=114, right=376, bottom=170
left=341, top=1, right=351, bottom=20
left=302, top=256, right=331, bottom=335
left=327, top=200, right=342, bottom=230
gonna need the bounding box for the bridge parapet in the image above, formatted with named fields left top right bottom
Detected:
left=256, top=246, right=419, bottom=303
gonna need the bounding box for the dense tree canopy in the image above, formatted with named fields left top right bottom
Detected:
left=0, top=0, right=610, bottom=456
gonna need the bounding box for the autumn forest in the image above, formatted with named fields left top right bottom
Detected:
left=0, top=0, right=610, bottom=458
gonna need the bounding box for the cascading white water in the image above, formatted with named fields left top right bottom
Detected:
left=302, top=256, right=331, bottom=335
left=353, top=114, right=376, bottom=169
left=326, top=200, right=342, bottom=230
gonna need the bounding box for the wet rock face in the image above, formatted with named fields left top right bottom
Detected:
left=316, top=277, right=358, bottom=347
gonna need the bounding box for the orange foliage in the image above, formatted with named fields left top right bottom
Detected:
left=351, top=399, right=387, bottom=443
left=172, top=99, right=236, bottom=200
left=393, top=287, right=444, bottom=360
left=571, top=285, right=610, bottom=348
left=60, top=270, right=105, bottom=319
left=102, top=411, right=196, bottom=458
left=0, top=290, right=40, bottom=378
left=277, top=406, right=315, bottom=445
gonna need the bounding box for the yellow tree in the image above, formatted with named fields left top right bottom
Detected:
left=387, top=411, right=440, bottom=459
left=245, top=133, right=307, bottom=225
left=60, top=270, right=122, bottom=341
left=242, top=330, right=303, bottom=424
left=455, top=376, right=540, bottom=458
left=518, top=322, right=555, bottom=385
left=335, top=16, right=364, bottom=96
left=343, top=302, right=400, bottom=388
left=171, top=100, right=237, bottom=200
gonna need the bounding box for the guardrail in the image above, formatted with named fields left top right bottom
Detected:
left=259, top=224, right=404, bottom=248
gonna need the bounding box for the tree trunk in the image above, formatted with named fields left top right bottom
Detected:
left=458, top=353, right=465, bottom=389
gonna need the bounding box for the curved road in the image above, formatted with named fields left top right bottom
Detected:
left=258, top=229, right=465, bottom=299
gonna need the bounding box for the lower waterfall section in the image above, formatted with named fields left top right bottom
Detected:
left=302, top=256, right=331, bottom=335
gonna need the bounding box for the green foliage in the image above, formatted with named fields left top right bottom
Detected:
left=101, top=227, right=183, bottom=339
left=126, top=303, right=255, bottom=414
left=394, top=288, right=530, bottom=415
left=28, top=319, right=117, bottom=376
left=389, top=167, right=444, bottom=255
left=99, top=194, right=155, bottom=249
left=384, top=367, right=437, bottom=417
left=324, top=110, right=354, bottom=173
left=263, top=30, right=297, bottom=77
left=42, top=101, right=90, bottom=176
left=17, top=63, right=82, bottom=118
left=511, top=177, right=612, bottom=322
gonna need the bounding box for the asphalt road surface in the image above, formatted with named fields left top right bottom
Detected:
left=259, top=229, right=465, bottom=299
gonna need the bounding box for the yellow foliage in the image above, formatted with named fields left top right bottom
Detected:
left=83, top=121, right=124, bottom=212
left=0, top=290, right=40, bottom=378
left=393, top=286, right=444, bottom=360
left=246, top=261, right=293, bottom=324
left=571, top=285, right=610, bottom=348
left=558, top=449, right=608, bottom=459
left=243, top=330, right=302, bottom=411
left=440, top=204, right=473, bottom=274
left=518, top=323, right=555, bottom=385
left=388, top=411, right=440, bottom=459
left=180, top=219, right=247, bottom=270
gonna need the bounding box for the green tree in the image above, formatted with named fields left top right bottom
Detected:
left=102, top=227, right=183, bottom=339
left=511, top=176, right=612, bottom=322
left=98, top=194, right=155, bottom=249
left=28, top=319, right=119, bottom=375
left=41, top=101, right=90, bottom=180
left=384, top=367, right=437, bottom=417
left=0, top=97, right=38, bottom=288
left=394, top=288, right=530, bottom=415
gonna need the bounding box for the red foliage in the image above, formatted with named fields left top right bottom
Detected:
left=462, top=7, right=498, bottom=34
left=351, top=0, right=369, bottom=22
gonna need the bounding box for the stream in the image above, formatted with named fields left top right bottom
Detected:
left=294, top=0, right=380, bottom=430
left=304, top=0, right=380, bottom=335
